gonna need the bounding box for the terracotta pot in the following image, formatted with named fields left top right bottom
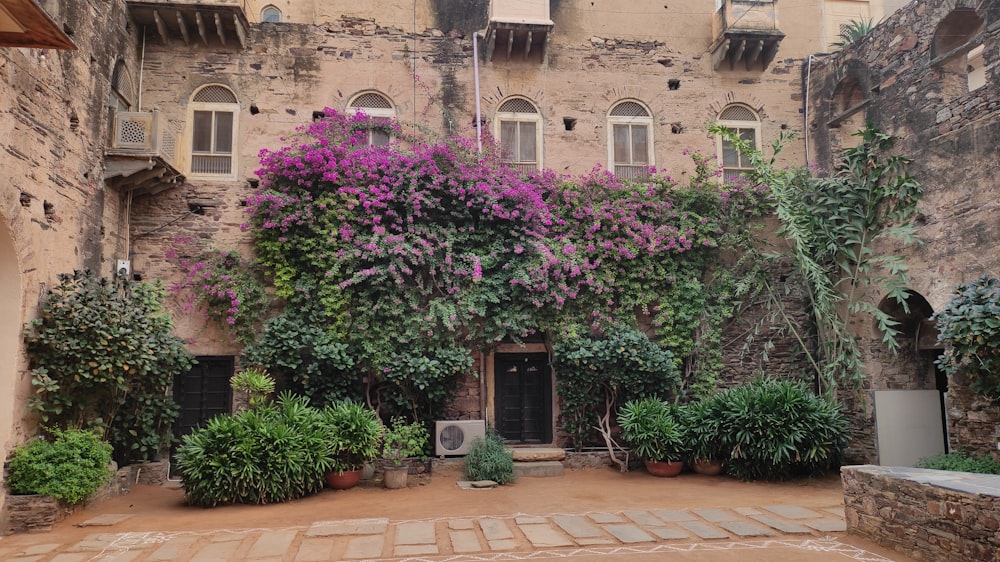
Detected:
left=644, top=460, right=684, bottom=477
left=325, top=469, right=363, bottom=490
left=691, top=458, right=723, bottom=476
left=383, top=466, right=408, bottom=489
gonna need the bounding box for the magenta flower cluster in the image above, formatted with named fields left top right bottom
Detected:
left=246, top=109, right=766, bottom=346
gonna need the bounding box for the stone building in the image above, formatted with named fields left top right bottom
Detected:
left=806, top=0, right=1000, bottom=465
left=1, top=0, right=997, bottom=517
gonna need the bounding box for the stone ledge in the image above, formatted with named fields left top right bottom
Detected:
left=842, top=465, right=1000, bottom=561
left=508, top=448, right=566, bottom=462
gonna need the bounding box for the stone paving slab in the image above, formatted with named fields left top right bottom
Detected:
left=519, top=523, right=575, bottom=547
left=305, top=518, right=388, bottom=537
left=394, top=521, right=435, bottom=545
left=449, top=529, right=482, bottom=553
left=248, top=530, right=298, bottom=558
left=190, top=541, right=241, bottom=562
left=394, top=544, right=439, bottom=556
left=147, top=536, right=199, bottom=561
left=678, top=520, right=730, bottom=539
left=49, top=554, right=91, bottom=562
left=448, top=518, right=474, bottom=530
left=588, top=512, right=626, bottom=523
left=650, top=526, right=691, bottom=540
left=693, top=508, right=740, bottom=522
left=292, top=537, right=336, bottom=562
left=344, top=535, right=384, bottom=559
left=652, top=508, right=697, bottom=522
left=623, top=510, right=665, bottom=526
left=553, top=514, right=604, bottom=538
left=748, top=514, right=812, bottom=534
left=718, top=520, right=776, bottom=537
left=603, top=523, right=655, bottom=543
left=763, top=505, right=823, bottom=519
left=480, top=518, right=514, bottom=540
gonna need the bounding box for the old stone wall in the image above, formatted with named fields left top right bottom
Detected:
left=806, top=0, right=1000, bottom=456
left=843, top=465, right=1000, bottom=560
left=0, top=0, right=138, bottom=517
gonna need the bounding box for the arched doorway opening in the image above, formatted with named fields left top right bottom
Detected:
left=871, top=290, right=948, bottom=466
left=0, top=213, right=23, bottom=500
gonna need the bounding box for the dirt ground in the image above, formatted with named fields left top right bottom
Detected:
left=24, top=463, right=913, bottom=561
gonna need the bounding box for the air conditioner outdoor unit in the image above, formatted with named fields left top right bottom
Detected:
left=435, top=420, right=486, bottom=456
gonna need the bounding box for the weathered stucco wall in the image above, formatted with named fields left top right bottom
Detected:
left=0, top=0, right=137, bottom=515
left=806, top=0, right=1000, bottom=458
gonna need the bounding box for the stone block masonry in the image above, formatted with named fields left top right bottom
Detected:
left=842, top=465, right=1000, bottom=561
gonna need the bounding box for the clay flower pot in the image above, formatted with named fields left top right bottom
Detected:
left=325, top=469, right=363, bottom=490
left=691, top=458, right=723, bottom=476
left=644, top=460, right=684, bottom=477
left=383, top=466, right=408, bottom=489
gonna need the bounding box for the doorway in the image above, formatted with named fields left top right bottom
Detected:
left=493, top=352, right=552, bottom=444
left=172, top=356, right=233, bottom=457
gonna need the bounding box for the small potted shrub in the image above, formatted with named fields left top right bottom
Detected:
left=230, top=367, right=275, bottom=410
left=617, top=398, right=686, bottom=477
left=679, top=400, right=725, bottom=475
left=381, top=418, right=429, bottom=489
left=321, top=401, right=383, bottom=489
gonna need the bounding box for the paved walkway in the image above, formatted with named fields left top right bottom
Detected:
left=0, top=501, right=902, bottom=562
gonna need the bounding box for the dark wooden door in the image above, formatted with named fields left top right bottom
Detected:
left=172, top=356, right=233, bottom=446
left=494, top=353, right=551, bottom=444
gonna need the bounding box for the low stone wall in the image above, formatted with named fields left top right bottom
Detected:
left=842, top=465, right=1000, bottom=561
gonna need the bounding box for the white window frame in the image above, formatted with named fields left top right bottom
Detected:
left=261, top=5, right=282, bottom=23
left=187, top=84, right=239, bottom=180
left=967, top=44, right=986, bottom=91
left=715, top=104, right=761, bottom=183
left=110, top=61, right=134, bottom=112
left=607, top=100, right=654, bottom=180
left=347, top=91, right=396, bottom=147
left=494, top=96, right=543, bottom=172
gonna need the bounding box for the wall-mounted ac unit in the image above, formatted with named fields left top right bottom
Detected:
left=435, top=420, right=486, bottom=456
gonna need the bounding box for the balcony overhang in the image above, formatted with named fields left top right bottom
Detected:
left=484, top=20, right=553, bottom=63
left=126, top=0, right=249, bottom=49
left=710, top=29, right=784, bottom=71
left=105, top=110, right=185, bottom=195
left=0, top=0, right=75, bottom=50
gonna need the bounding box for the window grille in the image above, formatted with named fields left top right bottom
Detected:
left=193, top=85, right=238, bottom=104
left=498, top=98, right=538, bottom=114
left=609, top=101, right=650, bottom=118
left=350, top=92, right=393, bottom=110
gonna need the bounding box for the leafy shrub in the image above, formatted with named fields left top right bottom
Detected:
left=174, top=393, right=333, bottom=506
left=24, top=270, right=194, bottom=464
left=678, top=399, right=725, bottom=462
left=553, top=326, right=680, bottom=449
left=243, top=306, right=359, bottom=406
left=617, top=398, right=685, bottom=462
left=916, top=451, right=1000, bottom=475
left=6, top=428, right=112, bottom=504
left=322, top=401, right=383, bottom=472
left=464, top=430, right=516, bottom=484
left=230, top=368, right=276, bottom=409
left=710, top=378, right=848, bottom=481
left=378, top=344, right=474, bottom=421
left=935, top=275, right=1000, bottom=404
left=382, top=418, right=430, bottom=467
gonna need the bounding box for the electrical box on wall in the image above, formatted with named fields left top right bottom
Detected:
left=116, top=260, right=131, bottom=277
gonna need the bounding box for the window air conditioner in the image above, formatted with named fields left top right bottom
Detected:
left=435, top=420, right=486, bottom=456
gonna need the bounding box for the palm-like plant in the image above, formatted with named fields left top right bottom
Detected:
left=831, top=18, right=875, bottom=49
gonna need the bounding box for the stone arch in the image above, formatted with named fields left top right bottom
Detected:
left=931, top=8, right=983, bottom=58
left=876, top=290, right=944, bottom=393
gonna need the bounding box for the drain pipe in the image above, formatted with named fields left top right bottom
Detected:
left=473, top=31, right=483, bottom=155
left=138, top=28, right=146, bottom=111
left=803, top=54, right=813, bottom=166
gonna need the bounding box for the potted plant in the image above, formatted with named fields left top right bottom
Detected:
left=321, top=401, right=384, bottom=489
left=229, top=367, right=275, bottom=411
left=380, top=418, right=429, bottom=489
left=617, top=398, right=686, bottom=477
left=679, top=400, right=725, bottom=475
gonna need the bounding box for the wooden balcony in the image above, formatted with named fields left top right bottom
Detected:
left=0, top=0, right=75, bottom=49
left=105, top=110, right=185, bottom=195
left=710, top=0, right=784, bottom=71
left=126, top=0, right=249, bottom=49
left=484, top=0, right=554, bottom=64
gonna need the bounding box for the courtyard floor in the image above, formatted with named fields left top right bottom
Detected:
left=0, top=464, right=914, bottom=561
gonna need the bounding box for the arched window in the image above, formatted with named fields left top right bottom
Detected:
left=830, top=76, right=867, bottom=149
left=931, top=9, right=986, bottom=99
left=715, top=104, right=760, bottom=182
left=495, top=97, right=543, bottom=172
left=261, top=6, right=282, bottom=23
left=607, top=100, right=653, bottom=180
left=110, top=61, right=135, bottom=112
left=348, top=91, right=396, bottom=146
left=189, top=84, right=239, bottom=178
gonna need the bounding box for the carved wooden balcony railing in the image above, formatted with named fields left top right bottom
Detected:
left=484, top=0, right=554, bottom=63
left=105, top=110, right=185, bottom=194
